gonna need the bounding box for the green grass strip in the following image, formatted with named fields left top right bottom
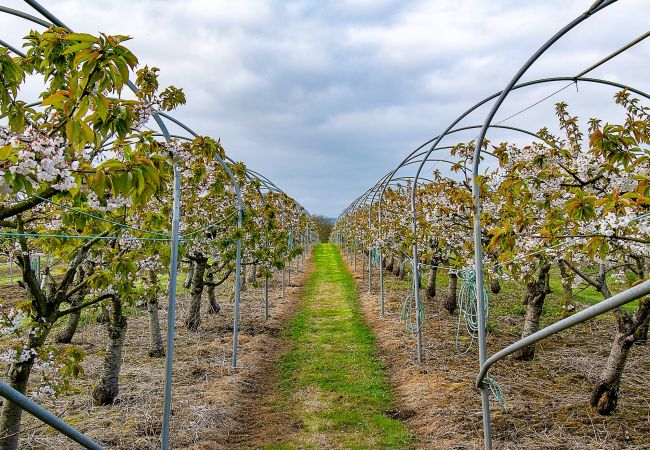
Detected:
left=271, top=243, right=412, bottom=449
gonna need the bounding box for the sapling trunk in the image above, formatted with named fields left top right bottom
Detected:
left=146, top=270, right=164, bottom=357
left=514, top=264, right=551, bottom=361
left=443, top=271, right=458, bottom=314
left=93, top=294, right=127, bottom=405
left=426, top=265, right=437, bottom=300
left=185, top=257, right=207, bottom=331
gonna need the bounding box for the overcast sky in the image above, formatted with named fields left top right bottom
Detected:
left=1, top=0, right=648, bottom=216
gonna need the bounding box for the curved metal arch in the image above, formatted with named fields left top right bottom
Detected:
left=467, top=1, right=623, bottom=447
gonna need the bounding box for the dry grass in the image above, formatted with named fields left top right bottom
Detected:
left=0, top=263, right=308, bottom=450
left=350, top=256, right=650, bottom=450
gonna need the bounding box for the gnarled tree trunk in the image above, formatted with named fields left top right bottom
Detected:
left=93, top=294, right=127, bottom=405
left=443, top=271, right=458, bottom=314
left=591, top=297, right=650, bottom=415
left=185, top=256, right=207, bottom=331
left=514, top=263, right=551, bottom=361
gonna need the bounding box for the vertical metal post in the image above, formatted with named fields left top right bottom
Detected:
left=379, top=252, right=384, bottom=316
left=368, top=248, right=372, bottom=292
left=232, top=236, right=242, bottom=368
left=412, top=243, right=422, bottom=364
left=161, top=164, right=181, bottom=450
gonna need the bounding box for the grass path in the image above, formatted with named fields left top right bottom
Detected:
left=267, top=243, right=412, bottom=449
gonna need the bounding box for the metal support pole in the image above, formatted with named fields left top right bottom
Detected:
left=0, top=381, right=104, bottom=450
left=412, top=242, right=422, bottom=364
left=368, top=248, right=372, bottom=292
left=379, top=252, right=385, bottom=316
left=161, top=164, right=181, bottom=450
left=232, top=237, right=242, bottom=368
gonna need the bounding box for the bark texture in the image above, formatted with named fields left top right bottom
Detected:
left=514, top=264, right=552, bottom=361
left=185, top=256, right=207, bottom=331
left=443, top=271, right=458, bottom=314
left=93, top=294, right=127, bottom=405
left=183, top=260, right=195, bottom=289
left=425, top=266, right=437, bottom=300
left=146, top=270, right=164, bottom=357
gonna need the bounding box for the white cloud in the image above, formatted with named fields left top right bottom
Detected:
left=0, top=0, right=648, bottom=216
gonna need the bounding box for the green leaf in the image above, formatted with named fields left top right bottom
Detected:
left=41, top=91, right=67, bottom=106
left=64, top=33, right=99, bottom=43
left=61, top=41, right=94, bottom=55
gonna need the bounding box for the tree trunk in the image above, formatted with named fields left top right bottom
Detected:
left=55, top=309, right=81, bottom=344
left=247, top=264, right=257, bottom=284
left=185, top=257, right=207, bottom=331
left=93, top=294, right=127, bottom=405
left=426, top=266, right=437, bottom=300
left=590, top=325, right=634, bottom=415
left=146, top=270, right=164, bottom=357
left=55, top=266, right=87, bottom=344
left=183, top=260, right=195, bottom=289
left=399, top=260, right=407, bottom=280
left=634, top=316, right=649, bottom=344
left=558, top=260, right=575, bottom=317
left=393, top=257, right=401, bottom=276
left=240, top=265, right=247, bottom=292
left=0, top=330, right=50, bottom=450
left=386, top=255, right=394, bottom=272
left=443, top=271, right=458, bottom=314
left=591, top=297, right=650, bottom=415
left=206, top=271, right=220, bottom=314
left=514, top=264, right=551, bottom=361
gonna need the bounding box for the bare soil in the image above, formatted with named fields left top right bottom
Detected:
left=351, top=258, right=650, bottom=450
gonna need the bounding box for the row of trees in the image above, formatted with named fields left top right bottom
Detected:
left=0, top=28, right=315, bottom=450
left=333, top=91, right=649, bottom=416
